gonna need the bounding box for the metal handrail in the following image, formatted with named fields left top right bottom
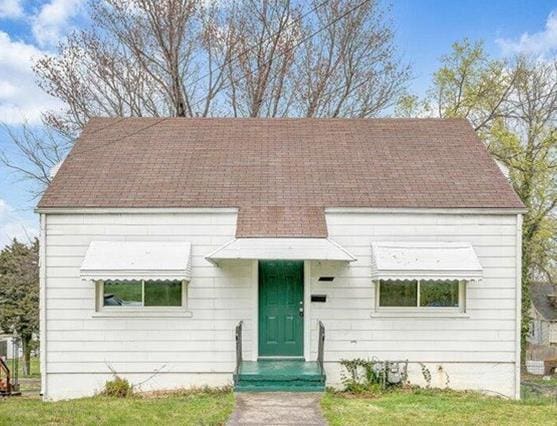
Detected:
left=318, top=320, right=325, bottom=377
left=234, top=321, right=243, bottom=380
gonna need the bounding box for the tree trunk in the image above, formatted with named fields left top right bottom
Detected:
left=22, top=335, right=32, bottom=376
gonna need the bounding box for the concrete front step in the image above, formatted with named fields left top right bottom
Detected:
left=234, top=360, right=326, bottom=393
left=238, top=373, right=324, bottom=383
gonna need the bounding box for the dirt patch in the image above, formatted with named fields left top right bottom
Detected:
left=522, top=379, right=557, bottom=401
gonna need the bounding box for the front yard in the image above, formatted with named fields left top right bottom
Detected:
left=322, top=389, right=557, bottom=426
left=1, top=387, right=556, bottom=425
left=0, top=390, right=235, bottom=426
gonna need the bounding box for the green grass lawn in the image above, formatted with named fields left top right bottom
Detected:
left=16, top=357, right=40, bottom=379
left=523, top=373, right=557, bottom=387
left=2, top=384, right=557, bottom=425
left=321, top=389, right=557, bottom=426
left=0, top=390, right=235, bottom=426
left=4, top=357, right=41, bottom=394
left=5, top=356, right=40, bottom=378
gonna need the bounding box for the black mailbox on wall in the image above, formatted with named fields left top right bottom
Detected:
left=311, top=294, right=327, bottom=303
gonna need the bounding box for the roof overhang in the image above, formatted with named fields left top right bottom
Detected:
left=80, top=241, right=192, bottom=281
left=371, top=241, right=483, bottom=282
left=206, top=238, right=356, bottom=265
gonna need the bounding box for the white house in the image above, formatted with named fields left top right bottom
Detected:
left=37, top=117, right=525, bottom=400
left=528, top=282, right=557, bottom=348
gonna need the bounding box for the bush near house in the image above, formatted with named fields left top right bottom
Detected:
left=102, top=377, right=133, bottom=398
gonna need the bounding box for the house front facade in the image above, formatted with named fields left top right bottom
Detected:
left=37, top=118, right=524, bottom=400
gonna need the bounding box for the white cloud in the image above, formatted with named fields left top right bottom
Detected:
left=497, top=10, right=557, bottom=57
left=0, top=0, right=23, bottom=19
left=32, top=0, right=84, bottom=47
left=0, top=199, right=37, bottom=248
left=0, top=31, right=62, bottom=124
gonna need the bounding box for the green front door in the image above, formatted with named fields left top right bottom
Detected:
left=258, top=260, right=304, bottom=357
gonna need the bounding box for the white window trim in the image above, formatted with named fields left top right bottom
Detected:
left=373, top=279, right=467, bottom=316
left=94, top=279, right=189, bottom=316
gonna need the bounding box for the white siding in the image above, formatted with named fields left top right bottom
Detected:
left=309, top=212, right=520, bottom=398
left=43, top=211, right=244, bottom=400
left=43, top=210, right=521, bottom=399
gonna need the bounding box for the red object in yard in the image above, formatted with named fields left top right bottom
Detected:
left=0, top=356, right=20, bottom=396
left=0, top=356, right=12, bottom=394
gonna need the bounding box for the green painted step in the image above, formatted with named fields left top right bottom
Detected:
left=235, top=384, right=325, bottom=392
left=234, top=360, right=326, bottom=393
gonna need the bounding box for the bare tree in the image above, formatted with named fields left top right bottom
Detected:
left=223, top=0, right=409, bottom=117
left=0, top=124, right=70, bottom=193
left=3, top=0, right=410, bottom=192
left=34, top=0, right=236, bottom=137
left=224, top=0, right=302, bottom=117
left=297, top=0, right=408, bottom=117
left=33, top=0, right=408, bottom=129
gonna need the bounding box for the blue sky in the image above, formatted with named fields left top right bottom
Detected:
left=393, top=0, right=557, bottom=95
left=0, top=0, right=556, bottom=247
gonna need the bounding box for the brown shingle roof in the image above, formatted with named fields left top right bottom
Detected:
left=38, top=117, right=524, bottom=237
left=236, top=206, right=327, bottom=238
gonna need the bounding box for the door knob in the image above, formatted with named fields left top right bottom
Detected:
left=299, top=307, right=304, bottom=317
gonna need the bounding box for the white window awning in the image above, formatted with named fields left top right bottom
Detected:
left=206, top=238, right=356, bottom=265
left=371, top=241, right=483, bottom=282
left=80, top=241, right=192, bottom=281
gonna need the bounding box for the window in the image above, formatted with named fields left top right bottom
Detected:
left=100, top=280, right=184, bottom=309
left=378, top=279, right=464, bottom=310
left=378, top=280, right=418, bottom=307
left=419, top=280, right=459, bottom=307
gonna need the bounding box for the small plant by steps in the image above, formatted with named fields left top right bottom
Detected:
left=102, top=376, right=133, bottom=398
left=340, top=358, right=409, bottom=394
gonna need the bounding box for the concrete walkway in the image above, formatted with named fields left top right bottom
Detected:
left=226, top=392, right=327, bottom=426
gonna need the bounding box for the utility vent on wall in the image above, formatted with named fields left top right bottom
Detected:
left=318, top=276, right=334, bottom=282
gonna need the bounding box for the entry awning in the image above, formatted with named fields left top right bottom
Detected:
left=206, top=238, right=356, bottom=265
left=371, top=241, right=483, bottom=282
left=80, top=241, right=192, bottom=281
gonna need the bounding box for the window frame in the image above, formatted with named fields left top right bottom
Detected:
left=375, top=279, right=466, bottom=314
left=95, top=279, right=188, bottom=312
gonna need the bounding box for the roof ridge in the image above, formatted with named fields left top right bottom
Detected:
left=87, top=116, right=469, bottom=122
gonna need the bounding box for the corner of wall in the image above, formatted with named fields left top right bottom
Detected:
left=515, top=213, right=523, bottom=400
left=39, top=213, right=47, bottom=399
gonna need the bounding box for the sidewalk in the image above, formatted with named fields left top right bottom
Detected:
left=226, top=392, right=327, bottom=426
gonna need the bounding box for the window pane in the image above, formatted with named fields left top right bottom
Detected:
left=420, top=280, right=460, bottom=307
left=379, top=280, right=417, bottom=307
left=103, top=280, right=142, bottom=306
left=144, top=281, right=182, bottom=307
